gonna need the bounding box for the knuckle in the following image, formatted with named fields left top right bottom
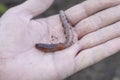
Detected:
left=81, top=16, right=101, bottom=31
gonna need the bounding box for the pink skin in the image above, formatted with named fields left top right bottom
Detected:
left=0, top=0, right=120, bottom=80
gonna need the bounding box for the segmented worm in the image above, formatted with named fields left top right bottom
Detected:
left=35, top=10, right=73, bottom=52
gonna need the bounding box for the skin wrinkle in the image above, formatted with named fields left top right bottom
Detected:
left=108, top=38, right=120, bottom=53
left=46, top=17, right=61, bottom=43
left=0, top=17, right=32, bottom=54
left=79, top=16, right=102, bottom=38
left=98, top=5, right=120, bottom=26
left=75, top=14, right=103, bottom=38
left=82, top=1, right=92, bottom=17
left=44, top=54, right=60, bottom=80
left=76, top=37, right=120, bottom=68
left=52, top=54, right=63, bottom=80
left=82, top=20, right=120, bottom=49
left=65, top=2, right=89, bottom=25
left=75, top=50, right=93, bottom=72
left=55, top=57, right=75, bottom=79
left=43, top=19, right=51, bottom=43
left=35, top=19, right=50, bottom=43
left=76, top=4, right=120, bottom=39
left=47, top=15, right=66, bottom=43
left=17, top=21, right=33, bottom=52
left=65, top=0, right=120, bottom=25
left=35, top=19, right=48, bottom=37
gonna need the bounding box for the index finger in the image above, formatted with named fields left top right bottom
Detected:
left=65, top=0, right=120, bottom=25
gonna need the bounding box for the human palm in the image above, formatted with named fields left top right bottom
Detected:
left=0, top=0, right=120, bottom=80
left=0, top=5, right=79, bottom=80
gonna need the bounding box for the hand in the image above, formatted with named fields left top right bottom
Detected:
left=0, top=0, right=120, bottom=80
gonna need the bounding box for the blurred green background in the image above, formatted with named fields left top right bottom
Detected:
left=0, top=0, right=120, bottom=80
left=0, top=4, right=7, bottom=14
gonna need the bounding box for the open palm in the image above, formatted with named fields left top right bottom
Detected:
left=0, top=0, right=120, bottom=80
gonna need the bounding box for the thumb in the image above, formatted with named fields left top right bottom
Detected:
left=9, top=0, right=54, bottom=18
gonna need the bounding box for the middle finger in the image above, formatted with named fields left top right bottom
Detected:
left=75, top=5, right=120, bottom=38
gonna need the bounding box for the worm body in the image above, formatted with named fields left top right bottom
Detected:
left=35, top=43, right=65, bottom=52
left=35, top=10, right=73, bottom=52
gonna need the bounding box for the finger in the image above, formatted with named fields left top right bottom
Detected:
left=8, top=0, right=54, bottom=18
left=79, top=21, right=120, bottom=50
left=65, top=0, right=120, bottom=25
left=75, top=5, right=120, bottom=38
left=74, top=37, right=120, bottom=73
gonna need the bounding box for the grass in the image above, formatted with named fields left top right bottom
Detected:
left=0, top=4, right=7, bottom=14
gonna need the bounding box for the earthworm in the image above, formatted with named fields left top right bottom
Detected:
left=35, top=10, right=73, bottom=52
